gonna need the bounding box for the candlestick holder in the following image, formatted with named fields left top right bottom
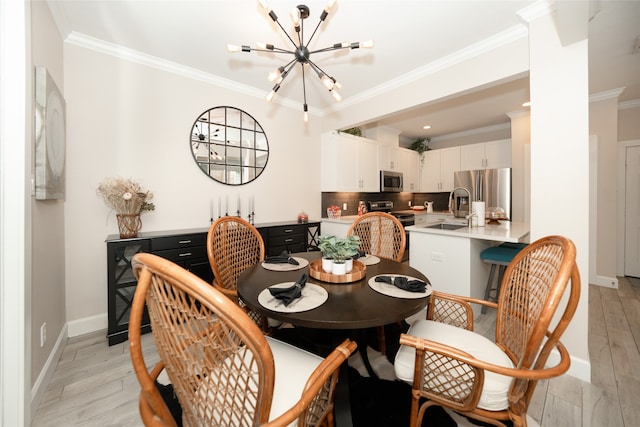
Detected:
left=248, top=211, right=255, bottom=225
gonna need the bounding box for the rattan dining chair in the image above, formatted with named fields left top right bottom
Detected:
left=394, top=235, right=581, bottom=427
left=347, top=211, right=406, bottom=356
left=347, top=212, right=406, bottom=263
left=207, top=216, right=268, bottom=330
left=129, top=252, right=357, bottom=427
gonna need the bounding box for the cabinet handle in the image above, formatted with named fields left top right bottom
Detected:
left=178, top=252, right=192, bottom=257
left=285, top=238, right=293, bottom=243
left=284, top=229, right=293, bottom=233
left=178, top=240, right=192, bottom=244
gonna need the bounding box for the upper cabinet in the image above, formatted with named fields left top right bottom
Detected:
left=460, top=139, right=511, bottom=170
left=420, top=146, right=461, bottom=192
left=378, top=144, right=419, bottom=191
left=321, top=132, right=379, bottom=192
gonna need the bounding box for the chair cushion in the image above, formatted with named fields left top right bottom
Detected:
left=267, top=336, right=325, bottom=424
left=480, top=246, right=523, bottom=264
left=194, top=337, right=324, bottom=426
left=394, top=320, right=514, bottom=411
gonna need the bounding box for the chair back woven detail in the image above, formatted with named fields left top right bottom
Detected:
left=347, top=212, right=405, bottom=262
left=129, top=253, right=355, bottom=427
left=497, top=236, right=580, bottom=410
left=207, top=216, right=265, bottom=302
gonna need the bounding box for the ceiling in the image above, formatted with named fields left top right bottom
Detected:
left=48, top=0, right=640, bottom=142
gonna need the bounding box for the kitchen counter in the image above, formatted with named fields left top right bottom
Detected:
left=407, top=220, right=530, bottom=243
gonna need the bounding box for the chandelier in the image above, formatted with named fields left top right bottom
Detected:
left=227, top=0, right=373, bottom=122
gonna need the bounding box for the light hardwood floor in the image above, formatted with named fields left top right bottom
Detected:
left=32, top=280, right=640, bottom=426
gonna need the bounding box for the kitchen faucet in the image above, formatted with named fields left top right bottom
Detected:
left=448, top=186, right=471, bottom=215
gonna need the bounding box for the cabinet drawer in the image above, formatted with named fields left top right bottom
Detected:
left=153, top=246, right=207, bottom=263
left=269, top=233, right=304, bottom=247
left=268, top=225, right=305, bottom=237
left=151, top=233, right=206, bottom=251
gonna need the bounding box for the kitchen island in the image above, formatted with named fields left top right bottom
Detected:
left=407, top=219, right=530, bottom=315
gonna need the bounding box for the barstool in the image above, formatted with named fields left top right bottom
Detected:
left=480, top=243, right=528, bottom=313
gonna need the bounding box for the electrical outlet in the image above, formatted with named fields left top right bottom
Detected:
left=40, top=323, right=47, bottom=347
left=431, top=251, right=444, bottom=262
left=342, top=203, right=347, bottom=210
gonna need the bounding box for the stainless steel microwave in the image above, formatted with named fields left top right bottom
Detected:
left=380, top=170, right=403, bottom=192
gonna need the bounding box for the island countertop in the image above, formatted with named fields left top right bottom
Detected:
left=407, top=220, right=530, bottom=243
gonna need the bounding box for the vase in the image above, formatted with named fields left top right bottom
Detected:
left=116, top=213, right=142, bottom=239
left=321, top=257, right=334, bottom=273
left=331, top=261, right=347, bottom=275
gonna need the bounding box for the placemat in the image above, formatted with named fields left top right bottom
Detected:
left=261, top=257, right=309, bottom=271
left=357, top=254, right=381, bottom=266
left=368, top=275, right=432, bottom=299
left=258, top=282, right=328, bottom=313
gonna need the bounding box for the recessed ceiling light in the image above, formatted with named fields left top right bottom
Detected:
left=522, top=101, right=531, bottom=107
left=423, top=125, right=431, bottom=130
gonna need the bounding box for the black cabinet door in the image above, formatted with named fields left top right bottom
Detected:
left=107, top=240, right=151, bottom=346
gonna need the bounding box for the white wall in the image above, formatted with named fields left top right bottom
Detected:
left=527, top=4, right=590, bottom=380
left=63, top=43, right=322, bottom=326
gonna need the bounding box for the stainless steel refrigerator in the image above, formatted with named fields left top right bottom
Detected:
left=453, top=168, right=512, bottom=220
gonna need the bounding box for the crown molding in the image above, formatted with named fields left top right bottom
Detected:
left=516, top=0, right=555, bottom=25
left=506, top=109, right=531, bottom=119
left=64, top=32, right=308, bottom=114
left=619, top=99, right=640, bottom=110
left=589, top=87, right=625, bottom=103
left=324, top=24, right=528, bottom=116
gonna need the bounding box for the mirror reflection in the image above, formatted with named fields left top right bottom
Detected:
left=190, top=106, right=269, bottom=185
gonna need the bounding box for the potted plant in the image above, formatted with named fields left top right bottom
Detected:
left=409, top=137, right=431, bottom=165
left=317, top=235, right=361, bottom=275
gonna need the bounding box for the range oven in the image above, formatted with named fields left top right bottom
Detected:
left=366, top=201, right=413, bottom=263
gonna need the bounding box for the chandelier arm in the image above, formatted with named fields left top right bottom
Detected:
left=306, top=59, right=331, bottom=79
left=275, top=19, right=300, bottom=49
left=251, top=47, right=296, bottom=54
left=305, top=18, right=324, bottom=48
left=301, top=62, right=308, bottom=106
left=309, top=45, right=351, bottom=54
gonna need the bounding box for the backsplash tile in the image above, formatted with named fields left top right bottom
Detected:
left=321, top=192, right=451, bottom=217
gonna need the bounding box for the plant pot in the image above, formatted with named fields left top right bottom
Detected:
left=331, top=261, right=347, bottom=275
left=321, top=257, right=334, bottom=273
left=345, top=258, right=353, bottom=273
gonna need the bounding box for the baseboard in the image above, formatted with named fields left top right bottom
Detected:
left=31, top=324, right=68, bottom=419
left=67, top=313, right=108, bottom=338
left=593, top=275, right=619, bottom=289
left=547, top=349, right=591, bottom=383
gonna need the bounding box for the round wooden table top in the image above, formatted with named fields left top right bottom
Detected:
left=237, top=252, right=430, bottom=330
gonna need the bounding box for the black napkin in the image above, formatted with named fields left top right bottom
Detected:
left=353, top=250, right=367, bottom=259
left=375, top=275, right=428, bottom=293
left=269, top=273, right=307, bottom=306
left=264, top=251, right=300, bottom=265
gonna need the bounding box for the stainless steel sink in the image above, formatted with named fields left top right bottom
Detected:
left=424, top=223, right=467, bottom=230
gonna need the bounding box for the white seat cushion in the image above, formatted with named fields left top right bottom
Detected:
left=194, top=337, right=325, bottom=426
left=267, top=336, right=325, bottom=424
left=394, top=319, right=514, bottom=411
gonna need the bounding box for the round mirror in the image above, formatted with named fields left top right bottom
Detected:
left=190, top=106, right=269, bottom=185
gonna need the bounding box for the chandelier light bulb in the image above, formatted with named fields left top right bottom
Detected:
left=303, top=104, right=309, bottom=122
left=258, top=0, right=271, bottom=13
left=321, top=75, right=334, bottom=90
left=330, top=89, right=342, bottom=102
left=360, top=40, right=374, bottom=48
left=268, top=67, right=283, bottom=82
left=227, top=44, right=241, bottom=53
left=266, top=90, right=276, bottom=102
left=334, top=80, right=342, bottom=90
left=290, top=7, right=301, bottom=27
left=324, top=0, right=337, bottom=13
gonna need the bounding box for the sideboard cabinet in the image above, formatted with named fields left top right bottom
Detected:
left=106, top=221, right=320, bottom=345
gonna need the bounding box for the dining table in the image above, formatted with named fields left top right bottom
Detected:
left=237, top=251, right=432, bottom=427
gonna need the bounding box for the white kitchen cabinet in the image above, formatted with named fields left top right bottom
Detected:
left=378, top=145, right=419, bottom=191
left=460, top=139, right=511, bottom=170
left=321, top=131, right=379, bottom=192
left=419, top=146, right=460, bottom=192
